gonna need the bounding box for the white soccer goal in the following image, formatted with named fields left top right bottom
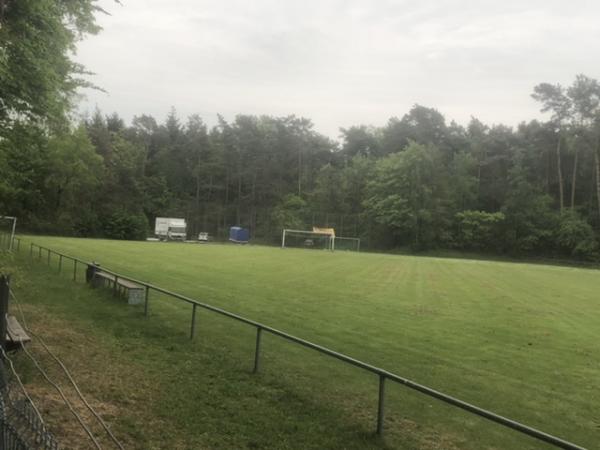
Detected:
left=0, top=216, right=17, bottom=251
left=281, top=229, right=360, bottom=252
left=281, top=229, right=335, bottom=251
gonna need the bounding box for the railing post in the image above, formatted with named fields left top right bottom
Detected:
left=113, top=275, right=118, bottom=297
left=190, top=304, right=197, bottom=340
left=144, top=287, right=149, bottom=317
left=58, top=255, right=62, bottom=273
left=0, top=274, right=9, bottom=351
left=73, top=260, right=77, bottom=281
left=253, top=327, right=262, bottom=373
left=47, top=249, right=51, bottom=266
left=376, top=375, right=386, bottom=436
left=38, top=246, right=42, bottom=260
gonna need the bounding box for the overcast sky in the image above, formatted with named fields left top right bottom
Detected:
left=75, top=0, right=600, bottom=139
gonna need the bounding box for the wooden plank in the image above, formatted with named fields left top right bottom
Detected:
left=95, top=271, right=115, bottom=282
left=95, top=271, right=142, bottom=289
left=117, top=279, right=143, bottom=289
left=6, top=315, right=30, bottom=344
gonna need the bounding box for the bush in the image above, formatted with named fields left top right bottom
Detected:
left=270, top=195, right=307, bottom=237
left=454, top=210, right=505, bottom=252
left=555, top=211, right=598, bottom=259
left=102, top=211, right=148, bottom=240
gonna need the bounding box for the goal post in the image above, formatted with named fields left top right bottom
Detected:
left=281, top=229, right=360, bottom=252
left=281, top=229, right=334, bottom=251
left=0, top=216, right=17, bottom=251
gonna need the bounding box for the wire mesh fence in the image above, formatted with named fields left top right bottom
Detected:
left=0, top=355, right=59, bottom=450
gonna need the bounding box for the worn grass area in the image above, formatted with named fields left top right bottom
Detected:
left=6, top=236, right=600, bottom=449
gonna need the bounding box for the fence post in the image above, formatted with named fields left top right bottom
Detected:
left=376, top=375, right=386, bottom=436
left=58, top=255, right=62, bottom=273
left=0, top=275, right=9, bottom=351
left=253, top=327, right=262, bottom=373
left=113, top=275, right=118, bottom=297
left=144, top=287, right=149, bottom=317
left=73, top=260, right=77, bottom=281
left=190, top=304, right=197, bottom=340
left=38, top=246, right=42, bottom=260
left=47, top=249, right=51, bottom=266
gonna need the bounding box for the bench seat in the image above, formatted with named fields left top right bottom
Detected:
left=6, top=315, right=30, bottom=350
left=92, top=270, right=145, bottom=305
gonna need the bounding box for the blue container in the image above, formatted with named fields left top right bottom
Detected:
left=229, top=226, right=250, bottom=243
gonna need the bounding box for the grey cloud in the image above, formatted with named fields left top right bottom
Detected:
left=76, top=0, right=600, bottom=137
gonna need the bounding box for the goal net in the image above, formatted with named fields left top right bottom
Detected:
left=281, top=229, right=334, bottom=251
left=0, top=216, right=17, bottom=251
left=334, top=236, right=361, bottom=252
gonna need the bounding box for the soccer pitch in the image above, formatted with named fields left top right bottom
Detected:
left=16, top=237, right=600, bottom=449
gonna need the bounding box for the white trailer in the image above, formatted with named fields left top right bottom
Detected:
left=155, top=217, right=187, bottom=241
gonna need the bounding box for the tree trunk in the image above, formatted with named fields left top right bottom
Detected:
left=546, top=146, right=551, bottom=193
left=297, top=147, right=302, bottom=196
left=556, top=134, right=564, bottom=212
left=195, top=174, right=200, bottom=211
left=476, top=163, right=481, bottom=200
left=595, top=143, right=600, bottom=220
left=236, top=167, right=242, bottom=225
left=571, top=147, right=578, bottom=209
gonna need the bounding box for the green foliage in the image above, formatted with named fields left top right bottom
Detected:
left=502, top=161, right=558, bottom=253
left=270, top=195, right=307, bottom=234
left=555, top=211, right=598, bottom=259
left=366, top=142, right=450, bottom=249
left=102, top=211, right=149, bottom=240
left=0, top=0, right=101, bottom=131
left=455, top=210, right=506, bottom=251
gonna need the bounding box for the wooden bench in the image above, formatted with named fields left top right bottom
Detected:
left=92, top=270, right=145, bottom=305
left=6, top=315, right=30, bottom=350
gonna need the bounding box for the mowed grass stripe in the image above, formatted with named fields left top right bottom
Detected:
left=19, top=236, right=600, bottom=449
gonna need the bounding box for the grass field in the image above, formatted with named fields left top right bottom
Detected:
left=5, top=236, right=600, bottom=449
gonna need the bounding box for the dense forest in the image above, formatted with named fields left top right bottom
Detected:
left=2, top=1, right=600, bottom=259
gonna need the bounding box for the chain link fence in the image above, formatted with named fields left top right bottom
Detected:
left=0, top=356, right=59, bottom=450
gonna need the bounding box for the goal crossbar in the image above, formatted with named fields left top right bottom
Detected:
left=281, top=229, right=360, bottom=251
left=282, top=229, right=335, bottom=250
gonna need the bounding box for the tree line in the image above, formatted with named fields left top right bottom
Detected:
left=1, top=1, right=600, bottom=259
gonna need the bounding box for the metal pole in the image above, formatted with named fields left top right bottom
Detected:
left=190, top=304, right=197, bottom=340
left=9, top=217, right=16, bottom=251
left=0, top=275, right=9, bottom=351
left=376, top=375, right=386, bottom=436
left=253, top=327, right=262, bottom=373
left=58, top=255, right=62, bottom=273
left=73, top=260, right=77, bottom=281
left=144, top=287, right=149, bottom=317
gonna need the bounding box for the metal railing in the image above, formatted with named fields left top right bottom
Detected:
left=8, top=235, right=588, bottom=450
